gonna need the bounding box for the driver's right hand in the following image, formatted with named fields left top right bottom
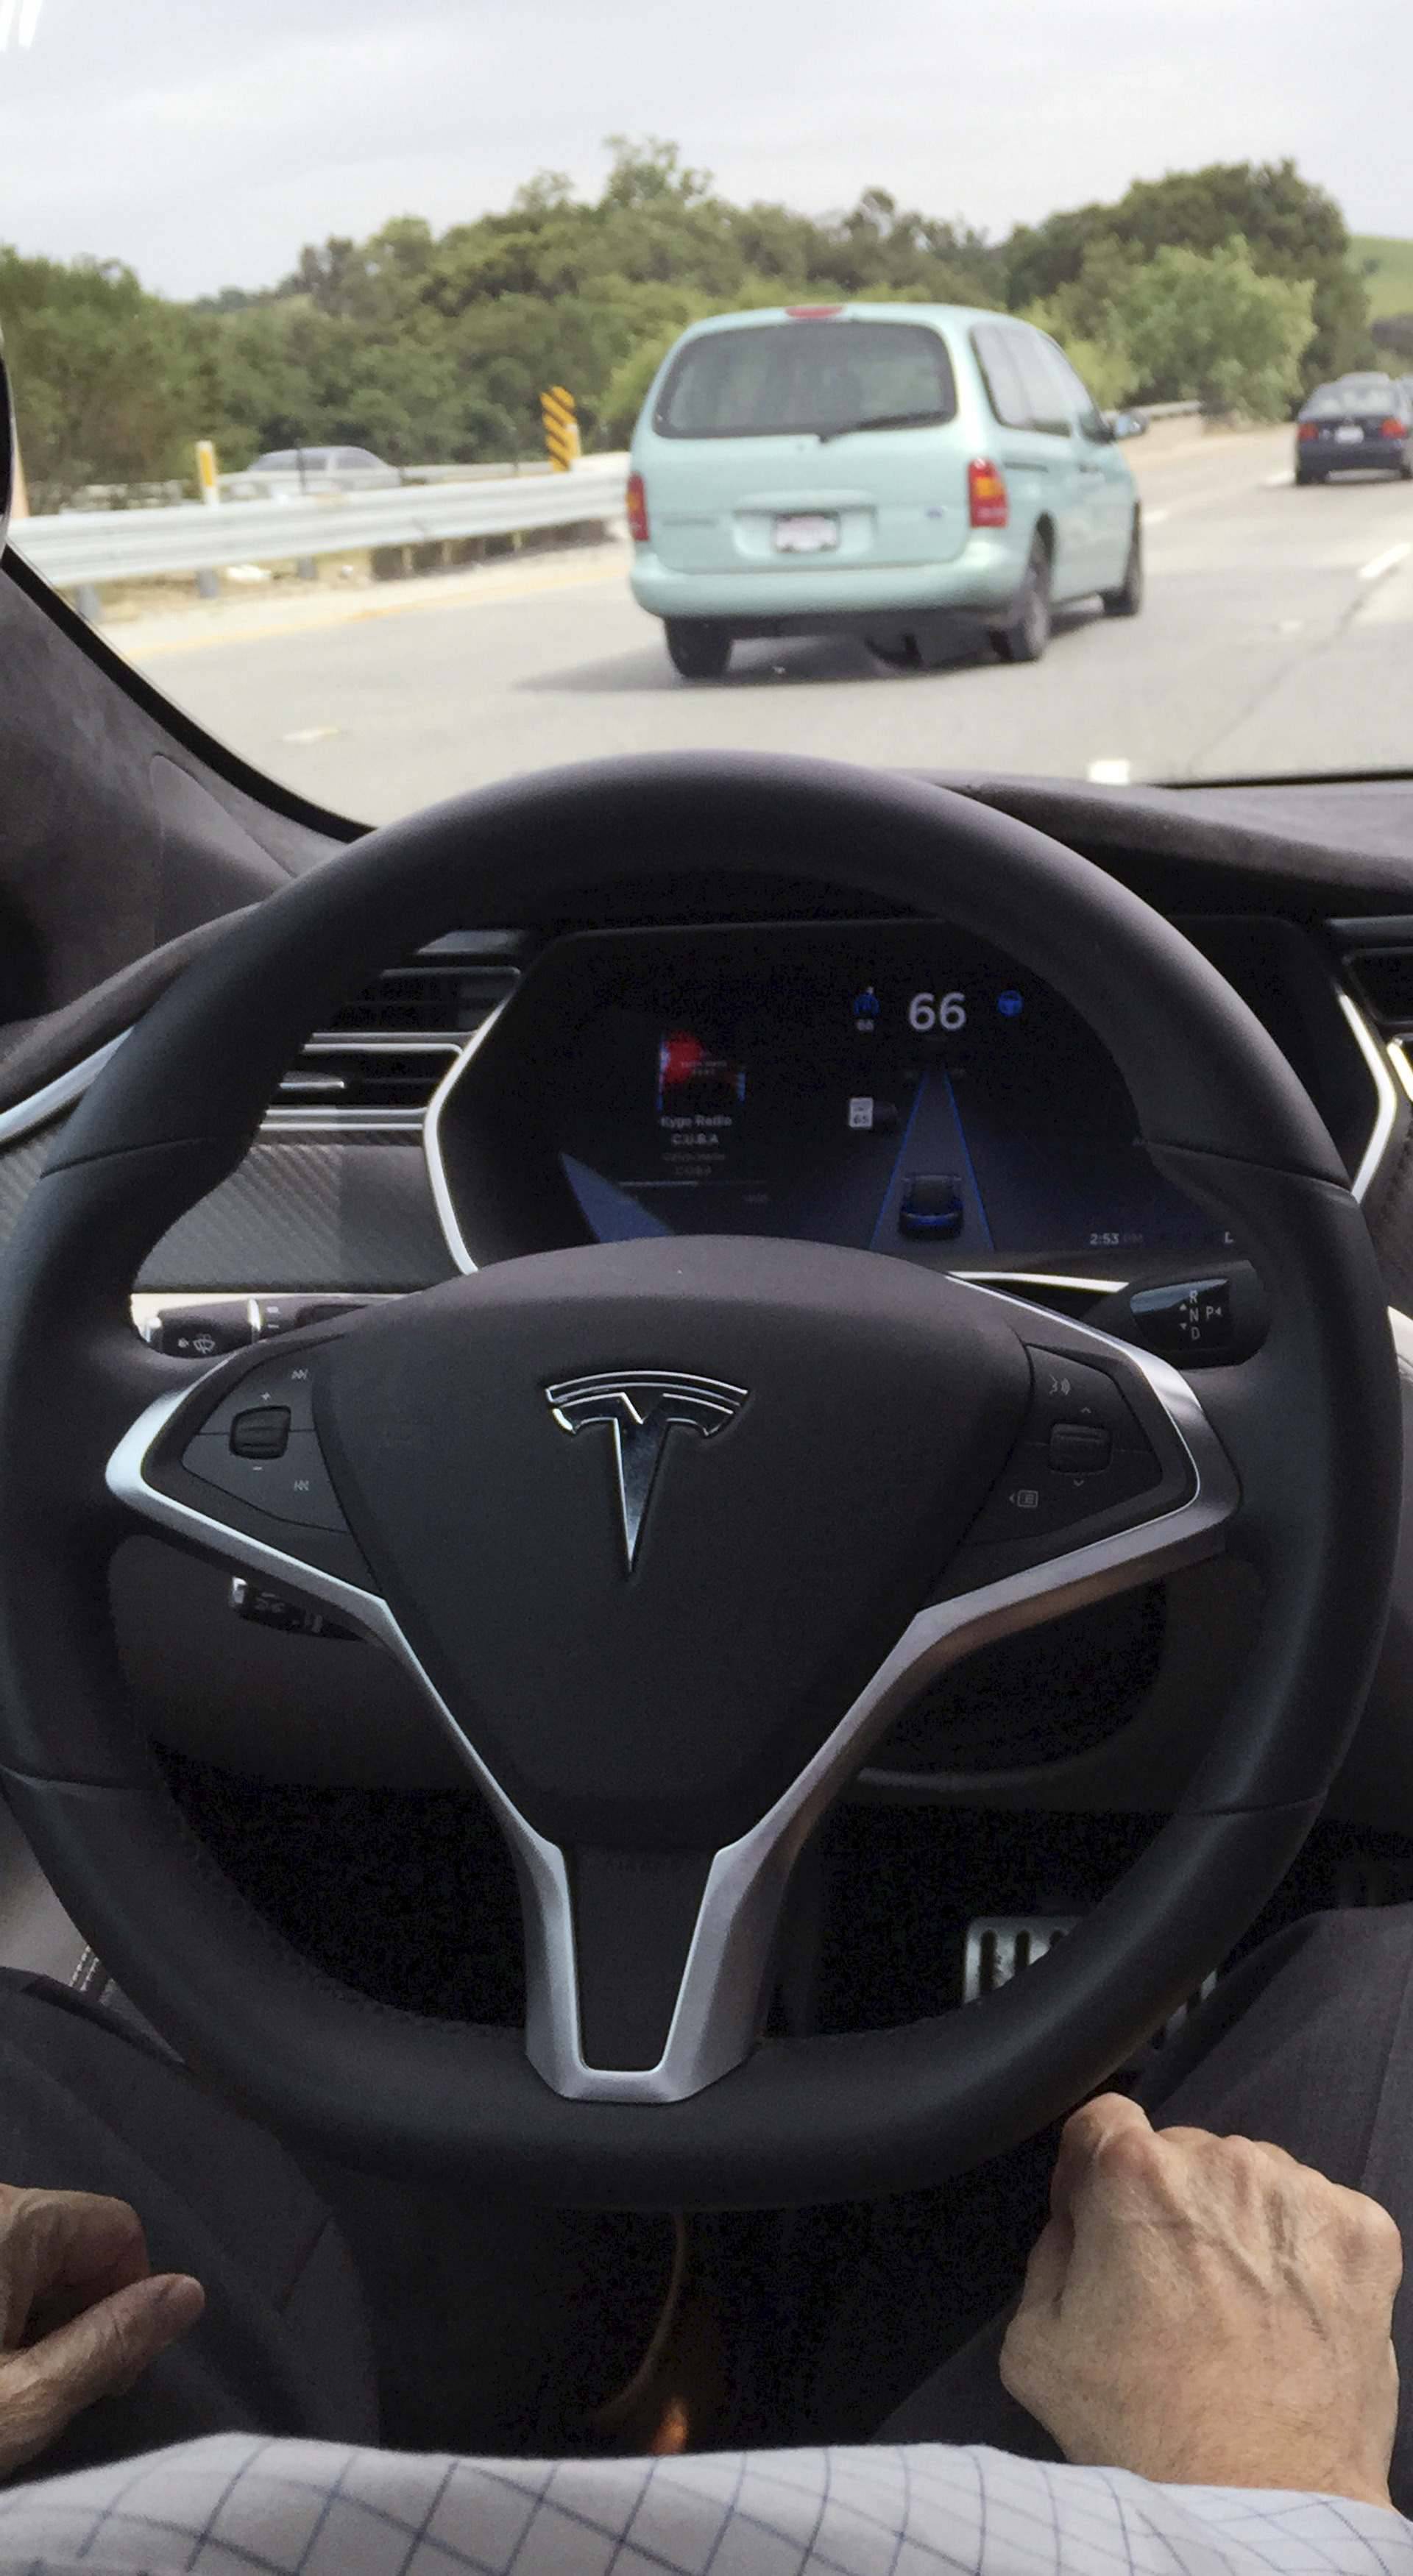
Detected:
left=1000, top=2092, right=1403, bottom=2510
left=0, top=2183, right=203, bottom=2477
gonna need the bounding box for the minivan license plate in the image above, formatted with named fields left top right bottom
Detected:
left=773, top=513, right=840, bottom=553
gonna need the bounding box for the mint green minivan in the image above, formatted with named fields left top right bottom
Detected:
left=626, top=302, right=1144, bottom=679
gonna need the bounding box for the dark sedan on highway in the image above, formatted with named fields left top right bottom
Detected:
left=1295, top=378, right=1413, bottom=483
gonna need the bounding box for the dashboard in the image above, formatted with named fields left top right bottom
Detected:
left=428, top=911, right=1383, bottom=1282
left=528, top=923, right=1227, bottom=1263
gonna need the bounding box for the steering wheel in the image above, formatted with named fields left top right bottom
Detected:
left=0, top=754, right=1400, bottom=2208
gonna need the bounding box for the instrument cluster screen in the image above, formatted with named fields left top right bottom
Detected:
left=547, top=924, right=1232, bottom=1264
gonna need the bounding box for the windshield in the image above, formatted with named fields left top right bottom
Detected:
left=2, top=4, right=1409, bottom=819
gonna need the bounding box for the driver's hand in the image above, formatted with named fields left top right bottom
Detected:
left=0, top=2183, right=204, bottom=2476
left=999, top=2093, right=1402, bottom=2509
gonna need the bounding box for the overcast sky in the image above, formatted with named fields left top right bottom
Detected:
left=1, top=0, right=1407, bottom=300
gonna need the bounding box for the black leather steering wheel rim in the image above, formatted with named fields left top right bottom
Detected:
left=0, top=751, right=1400, bottom=2207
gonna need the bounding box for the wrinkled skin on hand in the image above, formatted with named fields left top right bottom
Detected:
left=0, top=2182, right=203, bottom=2477
left=1001, top=2092, right=1403, bottom=2510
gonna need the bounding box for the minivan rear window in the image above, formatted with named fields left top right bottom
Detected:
left=654, top=319, right=957, bottom=440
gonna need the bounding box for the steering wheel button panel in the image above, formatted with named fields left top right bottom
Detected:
left=967, top=1447, right=1078, bottom=1540
left=180, top=1428, right=350, bottom=1531
left=194, top=1355, right=319, bottom=1439
left=966, top=1433, right=1163, bottom=1545
left=1024, top=1348, right=1157, bottom=1448
left=956, top=1335, right=1177, bottom=1565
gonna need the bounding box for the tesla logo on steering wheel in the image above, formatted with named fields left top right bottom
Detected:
left=545, top=1371, right=748, bottom=1573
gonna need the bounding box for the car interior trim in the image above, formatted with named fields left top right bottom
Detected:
left=265, top=1031, right=464, bottom=1134
left=952, top=1269, right=1128, bottom=1295
left=261, top=1113, right=431, bottom=1135
left=0, top=1033, right=128, bottom=1150
left=105, top=1287, right=1236, bottom=2105
left=422, top=997, right=512, bottom=1275
left=1387, top=1041, right=1413, bottom=1106
left=1336, top=987, right=1401, bottom=1199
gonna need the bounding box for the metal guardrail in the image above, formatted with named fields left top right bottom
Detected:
left=10, top=456, right=630, bottom=591
left=10, top=411, right=1203, bottom=595
left=401, top=460, right=556, bottom=485
left=218, top=459, right=556, bottom=498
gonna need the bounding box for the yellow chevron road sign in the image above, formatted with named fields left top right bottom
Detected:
left=540, top=385, right=578, bottom=473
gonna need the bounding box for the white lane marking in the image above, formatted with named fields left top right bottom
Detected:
left=1144, top=507, right=1171, bottom=526
left=1088, top=759, right=1131, bottom=785
left=1359, top=542, right=1412, bottom=583
left=282, top=724, right=341, bottom=744
left=1261, top=470, right=1294, bottom=487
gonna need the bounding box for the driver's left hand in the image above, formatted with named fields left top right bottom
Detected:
left=0, top=2182, right=203, bottom=2475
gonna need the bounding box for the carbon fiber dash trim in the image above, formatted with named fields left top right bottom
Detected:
left=0, top=1124, right=59, bottom=1256
left=137, top=1139, right=458, bottom=1291
left=0, top=1122, right=456, bottom=1291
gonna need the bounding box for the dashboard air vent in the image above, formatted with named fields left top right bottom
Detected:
left=269, top=956, right=518, bottom=1125
left=325, top=961, right=517, bottom=1036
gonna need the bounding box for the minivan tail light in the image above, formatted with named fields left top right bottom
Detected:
left=786, top=305, right=843, bottom=319
left=1297, top=422, right=1319, bottom=440
left=626, top=472, right=649, bottom=544
left=1381, top=417, right=1406, bottom=438
left=968, top=458, right=1008, bottom=528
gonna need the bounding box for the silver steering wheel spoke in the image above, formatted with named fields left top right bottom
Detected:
left=536, top=1306, right=1240, bottom=2104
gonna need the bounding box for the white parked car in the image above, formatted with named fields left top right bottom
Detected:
left=222, top=445, right=402, bottom=501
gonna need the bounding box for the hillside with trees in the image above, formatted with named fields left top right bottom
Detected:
left=0, top=144, right=1374, bottom=509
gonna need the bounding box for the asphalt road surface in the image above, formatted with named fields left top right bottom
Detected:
left=113, top=423, right=1413, bottom=823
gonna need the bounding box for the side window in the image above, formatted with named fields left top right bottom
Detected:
left=971, top=325, right=1030, bottom=431
left=1011, top=333, right=1074, bottom=437
left=1048, top=346, right=1108, bottom=442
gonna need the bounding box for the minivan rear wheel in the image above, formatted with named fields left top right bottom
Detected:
left=665, top=621, right=732, bottom=681
left=990, top=538, right=1052, bottom=664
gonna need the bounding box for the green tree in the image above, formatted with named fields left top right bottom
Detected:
left=0, top=148, right=1369, bottom=496
left=1114, top=237, right=1316, bottom=417
left=1373, top=314, right=1413, bottom=365
left=1005, top=160, right=1369, bottom=389
left=0, top=247, right=207, bottom=503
